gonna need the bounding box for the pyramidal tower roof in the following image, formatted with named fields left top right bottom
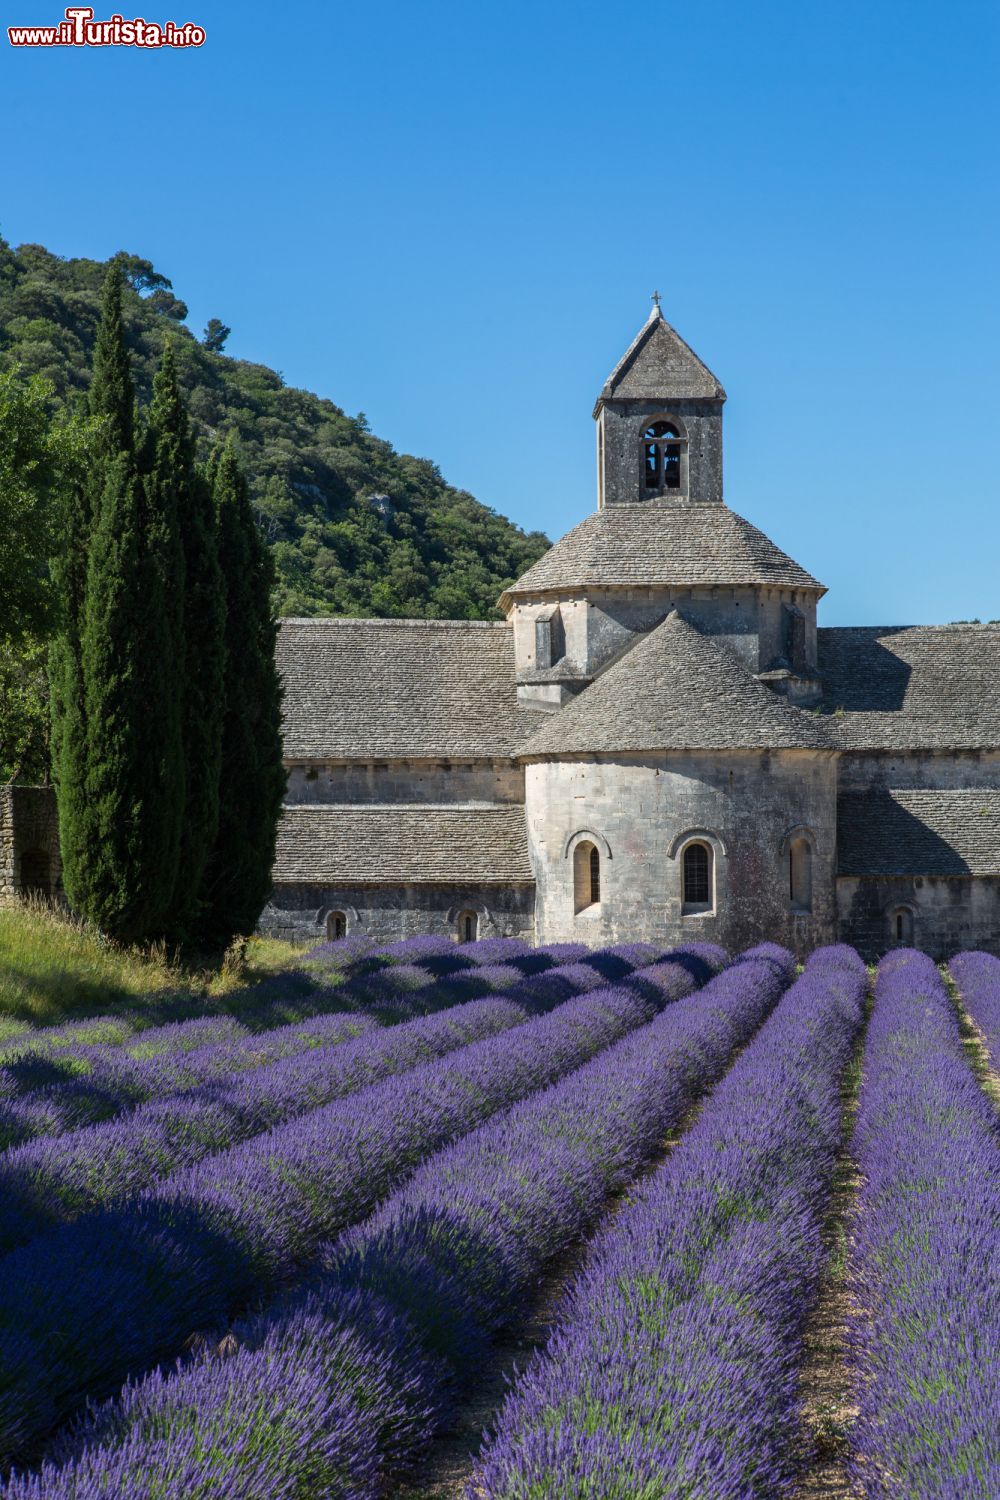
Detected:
left=520, top=611, right=831, bottom=757
left=500, top=503, right=825, bottom=607
left=594, top=300, right=726, bottom=415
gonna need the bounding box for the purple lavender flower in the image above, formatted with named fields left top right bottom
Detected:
left=845, top=950, right=1000, bottom=1499
left=2, top=947, right=786, bottom=1496
left=0, top=1011, right=378, bottom=1152
left=949, top=948, right=1000, bottom=1069
left=0, top=984, right=658, bottom=1463
left=472, top=945, right=865, bottom=1498
left=0, top=999, right=525, bottom=1257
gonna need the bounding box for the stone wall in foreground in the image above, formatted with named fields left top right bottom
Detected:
left=0, top=785, right=62, bottom=907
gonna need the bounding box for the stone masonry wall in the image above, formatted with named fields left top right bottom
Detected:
left=511, top=586, right=818, bottom=683
left=837, top=874, right=1000, bottom=960
left=0, top=787, right=12, bottom=905
left=260, top=882, right=535, bottom=945
left=838, top=750, right=1000, bottom=791
left=0, top=785, right=62, bottom=906
left=526, top=748, right=837, bottom=957
left=284, top=760, right=524, bottom=806
left=600, top=399, right=723, bottom=507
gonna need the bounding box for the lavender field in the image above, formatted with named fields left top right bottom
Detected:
left=0, top=934, right=997, bottom=1498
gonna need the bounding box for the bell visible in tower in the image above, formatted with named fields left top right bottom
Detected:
left=594, top=296, right=727, bottom=509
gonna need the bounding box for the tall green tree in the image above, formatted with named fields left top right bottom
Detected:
left=0, top=368, right=77, bottom=783
left=0, top=370, right=58, bottom=648
left=145, top=342, right=225, bottom=938
left=50, top=262, right=135, bottom=898
left=201, top=440, right=285, bottom=940
left=54, top=264, right=185, bottom=941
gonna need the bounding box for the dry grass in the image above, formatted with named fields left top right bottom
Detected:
left=0, top=896, right=302, bottom=1036
left=942, top=965, right=1000, bottom=1111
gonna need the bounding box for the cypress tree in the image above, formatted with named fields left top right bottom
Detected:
left=55, top=263, right=186, bottom=941
left=87, top=261, right=134, bottom=459
left=147, top=342, right=225, bottom=939
left=51, top=263, right=135, bottom=916
left=77, top=451, right=147, bottom=933
left=48, top=460, right=90, bottom=902
left=201, top=440, right=285, bottom=940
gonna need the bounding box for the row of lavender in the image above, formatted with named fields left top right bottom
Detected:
left=0, top=998, right=524, bottom=1256
left=0, top=944, right=723, bottom=1253
left=0, top=944, right=796, bottom=1495
left=477, top=946, right=1000, bottom=1498
left=949, top=947, right=1000, bottom=1067
left=0, top=1011, right=377, bottom=1152
left=0, top=935, right=605, bottom=1064
left=475, top=944, right=868, bottom=1497
left=0, top=939, right=704, bottom=1153
left=845, top=951, right=1000, bottom=1498
left=0, top=952, right=716, bottom=1467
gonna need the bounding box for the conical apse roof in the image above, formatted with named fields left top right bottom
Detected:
left=519, top=611, right=832, bottom=757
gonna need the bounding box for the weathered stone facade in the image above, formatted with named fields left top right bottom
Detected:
left=526, top=750, right=837, bottom=954
left=262, top=882, right=535, bottom=945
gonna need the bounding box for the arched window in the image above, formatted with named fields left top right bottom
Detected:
left=458, top=910, right=478, bottom=943
left=573, top=840, right=600, bottom=914
left=643, top=419, right=684, bottom=493
left=789, top=838, right=812, bottom=912
left=889, top=906, right=914, bottom=946
left=326, top=910, right=347, bottom=941
left=18, top=849, right=50, bottom=898
left=682, top=841, right=712, bottom=913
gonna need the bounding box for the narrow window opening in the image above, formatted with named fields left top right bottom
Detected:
left=889, top=907, right=913, bottom=945
left=327, top=910, right=347, bottom=941
left=789, top=838, right=812, bottom=913
left=573, top=841, right=601, bottom=914
left=682, top=842, right=713, bottom=914
left=458, top=910, right=478, bottom=942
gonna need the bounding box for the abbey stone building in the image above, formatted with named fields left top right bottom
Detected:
left=262, top=304, right=1000, bottom=960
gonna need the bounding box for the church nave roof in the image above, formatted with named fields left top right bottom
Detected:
left=818, top=625, right=1000, bottom=750
left=273, top=803, right=534, bottom=884
left=277, top=617, right=534, bottom=761
left=837, top=787, right=1000, bottom=876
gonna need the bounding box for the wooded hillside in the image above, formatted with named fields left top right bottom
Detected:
left=0, top=239, right=549, bottom=619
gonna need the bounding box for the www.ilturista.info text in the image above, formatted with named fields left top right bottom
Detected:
left=8, top=7, right=205, bottom=46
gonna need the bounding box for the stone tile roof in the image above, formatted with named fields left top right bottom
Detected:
left=596, top=308, right=725, bottom=406
left=273, top=804, right=534, bottom=884
left=837, top=788, right=1000, bottom=876
left=500, top=504, right=824, bottom=606
left=818, top=625, right=1000, bottom=750
left=520, top=611, right=832, bottom=757
left=277, top=618, right=534, bottom=760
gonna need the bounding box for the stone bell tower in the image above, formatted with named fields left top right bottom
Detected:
left=594, top=294, right=727, bottom=508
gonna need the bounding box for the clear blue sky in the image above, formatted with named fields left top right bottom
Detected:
left=4, top=0, right=999, bottom=626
